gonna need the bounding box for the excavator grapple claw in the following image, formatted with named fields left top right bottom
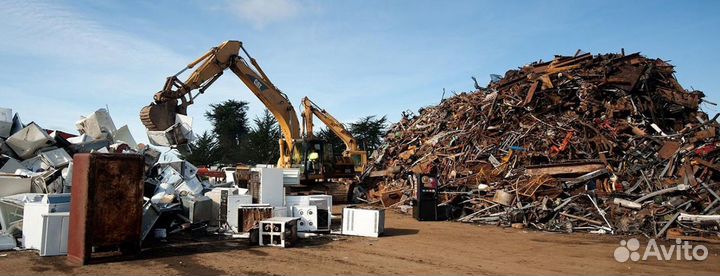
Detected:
left=139, top=100, right=180, bottom=131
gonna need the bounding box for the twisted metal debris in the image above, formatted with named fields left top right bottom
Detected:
left=364, top=51, right=720, bottom=241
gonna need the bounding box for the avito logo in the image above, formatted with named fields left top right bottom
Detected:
left=614, top=238, right=708, bottom=262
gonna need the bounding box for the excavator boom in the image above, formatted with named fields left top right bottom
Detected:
left=301, top=97, right=367, bottom=173
left=140, top=40, right=300, bottom=167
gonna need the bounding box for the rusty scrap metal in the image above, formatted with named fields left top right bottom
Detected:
left=362, top=51, right=720, bottom=240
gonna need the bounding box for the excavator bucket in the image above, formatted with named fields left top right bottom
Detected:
left=139, top=100, right=181, bottom=131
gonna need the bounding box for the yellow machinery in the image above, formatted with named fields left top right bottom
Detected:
left=140, top=40, right=303, bottom=167
left=301, top=97, right=368, bottom=174
left=139, top=40, right=359, bottom=182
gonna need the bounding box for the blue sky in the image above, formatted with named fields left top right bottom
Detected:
left=1, top=0, right=719, bottom=143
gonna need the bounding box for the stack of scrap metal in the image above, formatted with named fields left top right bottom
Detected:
left=0, top=108, right=147, bottom=197
left=363, top=51, right=720, bottom=241
left=0, top=107, right=162, bottom=254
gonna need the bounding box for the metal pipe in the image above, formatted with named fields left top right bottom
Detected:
left=633, top=184, right=689, bottom=203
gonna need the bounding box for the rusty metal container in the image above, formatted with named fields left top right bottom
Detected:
left=67, top=153, right=144, bottom=265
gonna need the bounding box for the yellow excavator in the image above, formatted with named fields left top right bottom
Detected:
left=139, top=40, right=361, bottom=183
left=301, top=96, right=367, bottom=175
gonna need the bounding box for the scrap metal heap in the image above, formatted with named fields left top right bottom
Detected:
left=364, top=51, right=720, bottom=240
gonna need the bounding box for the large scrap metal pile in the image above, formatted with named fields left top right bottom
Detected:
left=365, top=51, right=720, bottom=240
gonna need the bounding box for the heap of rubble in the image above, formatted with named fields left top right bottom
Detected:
left=0, top=108, right=174, bottom=246
left=0, top=108, right=151, bottom=195
left=365, top=51, right=720, bottom=240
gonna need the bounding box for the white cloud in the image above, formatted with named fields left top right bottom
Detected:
left=0, top=0, right=184, bottom=68
left=0, top=0, right=189, bottom=143
left=225, top=0, right=302, bottom=28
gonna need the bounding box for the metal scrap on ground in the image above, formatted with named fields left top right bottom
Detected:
left=362, top=51, right=720, bottom=241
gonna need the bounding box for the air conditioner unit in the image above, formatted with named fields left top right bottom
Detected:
left=259, top=217, right=299, bottom=248
left=342, top=207, right=385, bottom=237
left=285, top=195, right=332, bottom=231
left=292, top=205, right=318, bottom=232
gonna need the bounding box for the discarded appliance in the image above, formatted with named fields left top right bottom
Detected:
left=0, top=155, right=23, bottom=173
left=0, top=193, right=49, bottom=231
left=155, top=161, right=204, bottom=196
left=38, top=148, right=72, bottom=168
left=5, top=122, right=54, bottom=159
left=141, top=202, right=162, bottom=241
left=282, top=168, right=301, bottom=186
left=237, top=204, right=273, bottom=233
left=205, top=187, right=241, bottom=226
left=147, top=114, right=194, bottom=147
left=249, top=167, right=284, bottom=206
left=75, top=108, right=117, bottom=140
left=180, top=195, right=212, bottom=224
left=0, top=175, right=31, bottom=198
left=226, top=195, right=253, bottom=231
left=413, top=175, right=442, bottom=221
left=221, top=167, right=235, bottom=184
left=112, top=125, right=138, bottom=149
left=68, top=153, right=144, bottom=265
left=259, top=217, right=299, bottom=248
left=342, top=207, right=385, bottom=237
left=22, top=193, right=71, bottom=251
left=292, top=205, right=318, bottom=232
left=39, top=212, right=70, bottom=256
left=286, top=195, right=332, bottom=231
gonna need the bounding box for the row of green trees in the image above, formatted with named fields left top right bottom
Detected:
left=183, top=100, right=387, bottom=167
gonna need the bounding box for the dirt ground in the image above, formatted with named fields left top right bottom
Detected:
left=1, top=205, right=718, bottom=275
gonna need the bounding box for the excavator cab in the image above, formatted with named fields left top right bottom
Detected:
left=300, top=139, right=329, bottom=180
left=298, top=139, right=356, bottom=180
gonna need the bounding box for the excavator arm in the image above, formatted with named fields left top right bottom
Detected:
left=140, top=40, right=300, bottom=167
left=301, top=97, right=367, bottom=172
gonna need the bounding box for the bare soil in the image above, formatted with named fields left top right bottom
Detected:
left=1, top=205, right=718, bottom=275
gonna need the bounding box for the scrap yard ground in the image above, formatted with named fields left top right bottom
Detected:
left=1, top=207, right=718, bottom=275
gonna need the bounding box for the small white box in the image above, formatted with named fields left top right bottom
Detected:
left=40, top=212, right=69, bottom=256
left=286, top=195, right=332, bottom=231
left=259, top=217, right=299, bottom=248
left=292, top=205, right=318, bottom=232
left=342, top=207, right=385, bottom=237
